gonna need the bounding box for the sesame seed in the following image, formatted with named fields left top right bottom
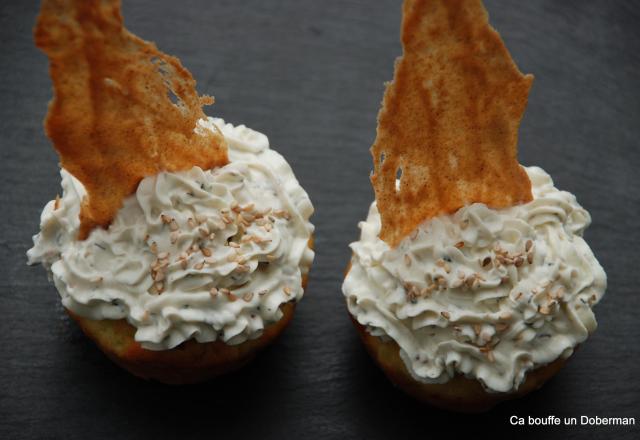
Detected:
left=150, top=242, right=158, bottom=254
left=525, top=240, right=533, bottom=252
left=157, top=252, right=169, bottom=260
left=283, top=286, right=292, bottom=296
left=404, top=254, right=412, bottom=267
left=515, top=257, right=524, bottom=267
left=228, top=241, right=240, bottom=248
left=241, top=212, right=255, bottom=222
left=440, top=311, right=450, bottom=320
left=194, top=261, right=204, bottom=270
left=169, top=219, right=179, bottom=231
left=455, top=241, right=464, bottom=249
left=170, top=231, right=180, bottom=244
left=201, top=247, right=212, bottom=257
left=266, top=254, right=277, bottom=261
left=243, top=292, right=254, bottom=302
left=527, top=253, right=534, bottom=264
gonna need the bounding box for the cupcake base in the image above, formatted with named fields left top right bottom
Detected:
left=69, top=301, right=297, bottom=384
left=351, top=316, right=568, bottom=412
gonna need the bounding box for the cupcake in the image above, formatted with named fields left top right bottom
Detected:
left=343, top=166, right=605, bottom=411
left=342, top=0, right=606, bottom=411
left=28, top=1, right=314, bottom=383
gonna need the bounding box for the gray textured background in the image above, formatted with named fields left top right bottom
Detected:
left=1, top=1, right=639, bottom=439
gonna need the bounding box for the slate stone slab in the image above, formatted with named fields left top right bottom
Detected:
left=1, top=1, right=638, bottom=439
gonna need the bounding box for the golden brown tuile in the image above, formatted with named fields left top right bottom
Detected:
left=371, top=0, right=533, bottom=247
left=34, top=0, right=228, bottom=239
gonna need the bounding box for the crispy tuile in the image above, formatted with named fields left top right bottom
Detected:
left=34, top=0, right=228, bottom=239
left=371, top=0, right=533, bottom=247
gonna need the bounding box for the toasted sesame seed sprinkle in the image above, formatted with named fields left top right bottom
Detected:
left=440, top=311, right=450, bottom=320
left=243, top=292, right=254, bottom=302
left=525, top=240, right=533, bottom=252
left=169, top=219, right=179, bottom=231
left=283, top=286, right=292, bottom=296
left=201, top=247, right=212, bottom=257
left=455, top=241, right=464, bottom=249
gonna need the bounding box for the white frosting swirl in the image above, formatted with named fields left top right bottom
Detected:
left=342, top=166, right=606, bottom=393
left=28, top=118, right=315, bottom=350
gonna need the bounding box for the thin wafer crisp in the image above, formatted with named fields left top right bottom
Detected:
left=35, top=0, right=228, bottom=239
left=371, top=0, right=533, bottom=247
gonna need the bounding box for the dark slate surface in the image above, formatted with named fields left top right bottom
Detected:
left=1, top=1, right=638, bottom=439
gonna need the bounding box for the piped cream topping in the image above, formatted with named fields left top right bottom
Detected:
left=342, top=166, right=606, bottom=393
left=28, top=118, right=315, bottom=350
